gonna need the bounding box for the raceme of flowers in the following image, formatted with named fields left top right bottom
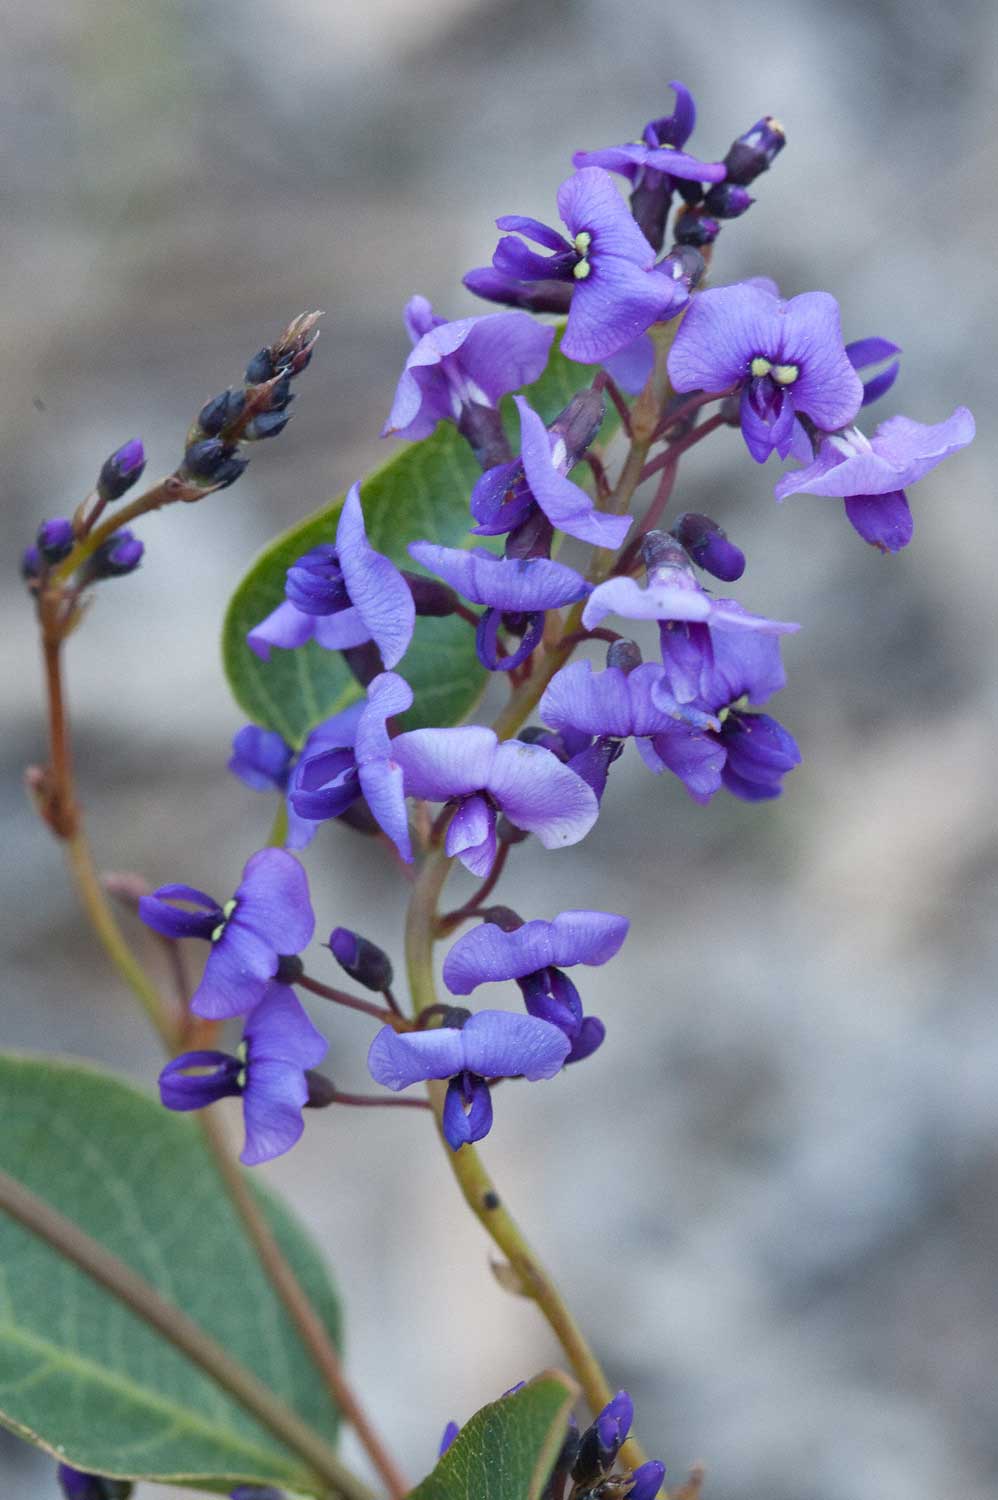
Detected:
left=107, top=81, right=973, bottom=1178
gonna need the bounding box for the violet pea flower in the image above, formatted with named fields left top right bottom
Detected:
left=158, top=983, right=327, bottom=1165
left=139, top=848, right=315, bottom=1020
left=390, top=725, right=599, bottom=877
left=367, top=1009, right=571, bottom=1149
left=228, top=700, right=366, bottom=850
left=668, top=280, right=863, bottom=463
left=247, top=484, right=415, bottom=670
left=774, top=406, right=975, bottom=553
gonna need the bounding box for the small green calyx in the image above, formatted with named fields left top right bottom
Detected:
left=772, top=362, right=799, bottom=385
left=573, top=230, right=592, bottom=280
left=210, top=898, right=238, bottom=943
left=750, top=356, right=773, bottom=378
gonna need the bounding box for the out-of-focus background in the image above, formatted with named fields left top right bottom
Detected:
left=3, top=1, right=996, bottom=1496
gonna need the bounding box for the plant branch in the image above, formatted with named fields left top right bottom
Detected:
left=436, top=840, right=511, bottom=936
left=0, top=1165, right=373, bottom=1500
left=298, top=975, right=408, bottom=1030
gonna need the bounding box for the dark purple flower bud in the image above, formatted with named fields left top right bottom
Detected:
left=266, top=371, right=294, bottom=411
left=247, top=410, right=292, bottom=442
left=329, top=927, right=394, bottom=992
left=197, top=389, right=246, bottom=437
left=596, top=1390, right=634, bottom=1456
left=57, top=1463, right=133, bottom=1499
left=457, top=401, right=513, bottom=472
left=91, top=529, right=144, bottom=578
left=704, top=182, right=754, bottom=219
left=567, top=736, right=623, bottom=800
left=245, top=347, right=276, bottom=385
left=641, top=529, right=690, bottom=574
left=724, top=116, right=786, bottom=185
left=21, top=544, right=41, bottom=581
left=463, top=266, right=574, bottom=314
left=475, top=904, right=524, bottom=932
left=628, top=1460, right=667, bottom=1500
left=661, top=243, right=706, bottom=290
left=36, top=517, right=75, bottom=563
left=97, top=439, right=146, bottom=502
left=438, top=1420, right=461, bottom=1456
left=672, top=512, right=746, bottom=582
left=550, top=388, right=606, bottom=467
left=401, top=570, right=461, bottom=617
left=183, top=438, right=248, bottom=488
left=285, top=545, right=350, bottom=616
left=541, top=1415, right=580, bottom=1500
left=303, top=1070, right=338, bottom=1109
left=606, top=640, right=642, bottom=673
left=673, top=210, right=720, bottom=247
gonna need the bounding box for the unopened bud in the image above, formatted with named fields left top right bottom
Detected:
left=197, top=389, right=245, bottom=437
left=37, top=517, right=75, bottom=563
left=246, top=410, right=292, bottom=442
left=329, top=928, right=393, bottom=991
left=245, top=347, right=275, bottom=385
left=704, top=182, right=754, bottom=219
left=673, top=210, right=720, bottom=248
left=401, top=571, right=461, bottom=617
left=463, top=266, right=573, bottom=315
left=97, top=439, right=146, bottom=502
left=303, top=1071, right=337, bottom=1110
left=91, top=529, right=144, bottom=579
left=723, top=115, right=786, bottom=185
left=628, top=1460, right=667, bottom=1500
left=606, top=639, right=642, bottom=673
left=672, top=512, right=745, bottom=582
left=550, top=389, right=606, bottom=467
left=641, top=529, right=689, bottom=575
left=274, top=952, right=304, bottom=984
left=476, top=905, right=523, bottom=932
left=182, top=438, right=248, bottom=489
left=21, top=544, right=42, bottom=581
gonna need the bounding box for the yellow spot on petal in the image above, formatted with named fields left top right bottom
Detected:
left=750, top=356, right=773, bottom=378
left=573, top=260, right=591, bottom=280
left=223, top=899, right=237, bottom=919
left=573, top=230, right=592, bottom=254
left=772, top=363, right=799, bottom=385
left=210, top=922, right=226, bottom=942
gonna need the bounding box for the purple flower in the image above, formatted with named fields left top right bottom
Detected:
left=477, top=395, right=631, bottom=550
left=159, top=984, right=327, bottom=1165
left=290, top=672, right=414, bottom=861
left=668, top=281, right=863, bottom=462
left=672, top=511, right=745, bottom=582
left=98, top=438, right=146, bottom=502
left=573, top=84, right=725, bottom=187
left=408, top=538, right=590, bottom=674
left=773, top=406, right=975, bottom=553
left=572, top=83, right=725, bottom=252
left=139, top=849, right=315, bottom=1020
left=57, top=1466, right=133, bottom=1500
left=639, top=631, right=800, bottom=804
left=229, top=703, right=366, bottom=850
left=540, top=658, right=717, bottom=740
left=489, top=168, right=685, bottom=364
left=37, top=517, right=76, bottom=563
left=390, top=725, right=599, bottom=876
left=443, top=909, right=629, bottom=1064
left=367, top=1009, right=571, bottom=1149
left=247, top=484, right=415, bottom=669
left=382, top=296, right=553, bottom=442
left=583, top=534, right=798, bottom=704
left=629, top=1463, right=667, bottom=1500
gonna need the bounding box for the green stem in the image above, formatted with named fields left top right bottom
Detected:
left=403, top=850, right=649, bottom=1473
left=0, top=1166, right=373, bottom=1500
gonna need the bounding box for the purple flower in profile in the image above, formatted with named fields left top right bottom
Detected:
left=443, top=909, right=629, bottom=1064
left=159, top=983, right=327, bottom=1165
left=57, top=1466, right=132, bottom=1500
left=471, top=395, right=631, bottom=550
left=774, top=406, right=975, bottom=553
left=139, top=849, right=315, bottom=1020
left=668, top=281, right=863, bottom=462
left=290, top=672, right=414, bottom=861
left=487, top=168, right=685, bottom=364
left=583, top=534, right=798, bottom=704
left=382, top=296, right=553, bottom=442
left=228, top=703, right=366, bottom=850
left=247, top=484, right=414, bottom=669
left=846, top=335, right=902, bottom=408
left=367, top=1009, right=571, bottom=1149
left=390, top=725, right=599, bottom=876
left=639, top=631, right=800, bottom=804
left=573, top=82, right=725, bottom=252
left=408, top=539, right=590, bottom=673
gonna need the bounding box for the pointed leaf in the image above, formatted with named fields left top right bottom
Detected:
left=0, top=1053, right=343, bottom=1496
left=408, top=1372, right=577, bottom=1500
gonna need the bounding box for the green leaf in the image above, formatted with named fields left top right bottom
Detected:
left=221, top=331, right=617, bottom=745
left=408, top=1372, right=577, bottom=1500
left=0, top=1053, right=343, bottom=1495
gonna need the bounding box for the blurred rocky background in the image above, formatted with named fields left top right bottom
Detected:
left=2, top=0, right=996, bottom=1496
